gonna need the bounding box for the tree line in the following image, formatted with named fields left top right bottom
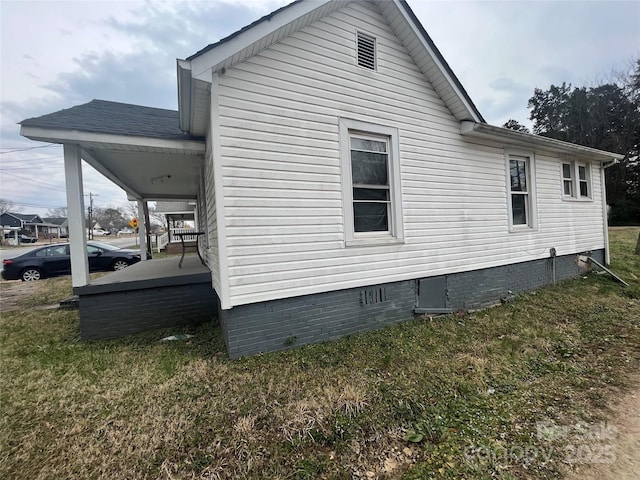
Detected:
left=504, top=59, right=640, bottom=225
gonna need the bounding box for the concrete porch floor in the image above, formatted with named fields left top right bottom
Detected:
left=75, top=255, right=210, bottom=295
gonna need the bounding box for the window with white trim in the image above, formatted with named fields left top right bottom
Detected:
left=506, top=150, right=537, bottom=230
left=562, top=162, right=574, bottom=196
left=339, top=119, right=403, bottom=246
left=561, top=160, right=591, bottom=199
left=578, top=163, right=590, bottom=197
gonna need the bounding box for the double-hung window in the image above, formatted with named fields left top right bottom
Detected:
left=561, top=160, right=591, bottom=199
left=351, top=135, right=390, bottom=232
left=506, top=150, right=537, bottom=230
left=339, top=119, right=403, bottom=246
left=562, top=162, right=574, bottom=196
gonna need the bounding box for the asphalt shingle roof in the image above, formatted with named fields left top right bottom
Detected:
left=7, top=213, right=42, bottom=222
left=43, top=217, right=67, bottom=226
left=20, top=100, right=203, bottom=141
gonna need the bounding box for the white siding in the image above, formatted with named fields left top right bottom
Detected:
left=204, top=128, right=221, bottom=295
left=213, top=1, right=605, bottom=307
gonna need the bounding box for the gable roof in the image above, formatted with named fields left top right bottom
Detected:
left=1, top=212, right=42, bottom=222
left=20, top=100, right=203, bottom=141
left=43, top=217, right=68, bottom=226
left=178, top=0, right=484, bottom=133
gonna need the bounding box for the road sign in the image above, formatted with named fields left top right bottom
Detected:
left=129, top=218, right=139, bottom=229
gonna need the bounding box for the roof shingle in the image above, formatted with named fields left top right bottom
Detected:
left=20, top=99, right=203, bottom=141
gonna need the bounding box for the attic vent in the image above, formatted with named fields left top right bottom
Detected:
left=357, top=32, right=376, bottom=70
left=360, top=286, right=387, bottom=305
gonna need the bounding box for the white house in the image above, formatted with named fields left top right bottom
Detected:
left=20, top=0, right=622, bottom=357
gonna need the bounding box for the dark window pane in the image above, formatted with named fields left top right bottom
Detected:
left=511, top=194, right=528, bottom=225
left=351, top=138, right=386, bottom=153
left=580, top=181, right=588, bottom=197
left=354, top=202, right=388, bottom=232
left=564, top=180, right=573, bottom=196
left=510, top=159, right=527, bottom=192
left=578, top=166, right=586, bottom=181
left=351, top=151, right=388, bottom=185
left=353, top=187, right=389, bottom=201
left=562, top=163, right=572, bottom=178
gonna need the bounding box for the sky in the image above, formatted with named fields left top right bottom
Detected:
left=1, top=0, right=639, bottom=217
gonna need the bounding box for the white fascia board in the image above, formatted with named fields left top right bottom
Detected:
left=460, top=121, right=624, bottom=162
left=387, top=0, right=483, bottom=123
left=20, top=125, right=205, bottom=154
left=190, top=0, right=334, bottom=81
left=177, top=59, right=193, bottom=132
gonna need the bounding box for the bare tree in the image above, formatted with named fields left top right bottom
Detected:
left=0, top=198, right=17, bottom=215
left=47, top=206, right=68, bottom=218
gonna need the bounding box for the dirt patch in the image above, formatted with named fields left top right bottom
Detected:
left=0, top=280, right=39, bottom=312
left=564, top=378, right=640, bottom=480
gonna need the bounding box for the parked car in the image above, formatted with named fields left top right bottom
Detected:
left=92, top=228, right=110, bottom=236
left=3, top=233, right=37, bottom=244
left=1, top=241, right=141, bottom=281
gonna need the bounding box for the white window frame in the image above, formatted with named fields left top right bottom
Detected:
left=505, top=149, right=538, bottom=231
left=560, top=159, right=592, bottom=201
left=339, top=118, right=404, bottom=246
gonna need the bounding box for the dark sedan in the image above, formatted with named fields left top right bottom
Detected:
left=1, top=242, right=141, bottom=281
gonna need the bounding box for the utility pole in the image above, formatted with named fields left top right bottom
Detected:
left=85, top=192, right=99, bottom=240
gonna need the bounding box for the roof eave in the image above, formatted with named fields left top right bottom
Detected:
left=20, top=125, right=206, bottom=154
left=460, top=121, right=624, bottom=162
left=189, top=0, right=337, bottom=81
left=391, top=0, right=484, bottom=123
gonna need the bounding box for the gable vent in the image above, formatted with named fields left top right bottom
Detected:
left=357, top=32, right=376, bottom=70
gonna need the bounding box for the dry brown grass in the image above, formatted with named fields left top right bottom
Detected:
left=1, top=227, right=639, bottom=479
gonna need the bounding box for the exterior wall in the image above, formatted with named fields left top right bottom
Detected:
left=204, top=128, right=221, bottom=295
left=211, top=1, right=607, bottom=309
left=78, top=281, right=218, bottom=340
left=0, top=214, right=24, bottom=228
left=221, top=249, right=602, bottom=358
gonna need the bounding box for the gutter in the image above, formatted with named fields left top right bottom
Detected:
left=460, top=121, right=624, bottom=162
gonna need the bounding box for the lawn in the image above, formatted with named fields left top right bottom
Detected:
left=1, top=228, right=638, bottom=479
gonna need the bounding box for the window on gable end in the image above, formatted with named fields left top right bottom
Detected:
left=506, top=150, right=537, bottom=230
left=339, top=119, right=404, bottom=246
left=357, top=32, right=376, bottom=70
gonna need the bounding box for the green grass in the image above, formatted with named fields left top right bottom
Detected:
left=1, top=228, right=638, bottom=479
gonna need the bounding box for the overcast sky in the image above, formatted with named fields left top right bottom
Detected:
left=1, top=0, right=639, bottom=217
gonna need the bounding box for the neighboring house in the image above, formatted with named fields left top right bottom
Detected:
left=43, top=217, right=69, bottom=237
left=19, top=0, right=622, bottom=358
left=0, top=212, right=44, bottom=236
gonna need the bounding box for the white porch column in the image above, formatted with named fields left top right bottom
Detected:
left=64, top=144, right=90, bottom=287
left=137, top=199, right=148, bottom=260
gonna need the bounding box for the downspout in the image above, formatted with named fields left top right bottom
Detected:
left=601, top=159, right=620, bottom=266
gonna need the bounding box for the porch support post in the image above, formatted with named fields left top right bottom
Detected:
left=137, top=199, right=148, bottom=260
left=64, top=144, right=90, bottom=287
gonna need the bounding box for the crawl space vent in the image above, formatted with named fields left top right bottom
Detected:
left=357, top=32, right=376, bottom=70
left=360, top=286, right=387, bottom=305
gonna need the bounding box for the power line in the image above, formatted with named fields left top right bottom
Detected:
left=0, top=155, right=63, bottom=165
left=0, top=143, right=58, bottom=154
left=1, top=171, right=67, bottom=192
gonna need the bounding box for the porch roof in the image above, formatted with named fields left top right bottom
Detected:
left=20, top=100, right=206, bottom=200
left=20, top=99, right=202, bottom=141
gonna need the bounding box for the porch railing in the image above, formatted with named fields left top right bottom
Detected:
left=170, top=228, right=200, bottom=242
left=156, top=232, right=169, bottom=253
